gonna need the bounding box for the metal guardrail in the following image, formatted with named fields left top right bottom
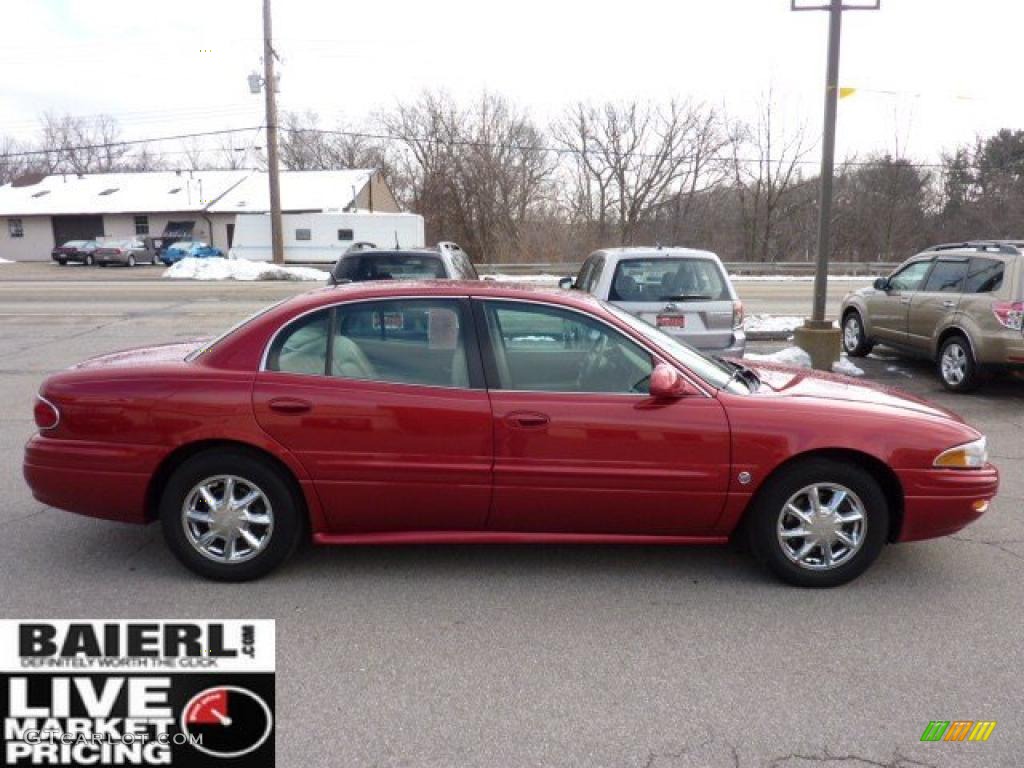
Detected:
left=476, top=261, right=899, bottom=276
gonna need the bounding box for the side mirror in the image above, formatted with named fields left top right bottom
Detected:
left=649, top=363, right=694, bottom=399
left=873, top=277, right=890, bottom=291
left=558, top=276, right=575, bottom=290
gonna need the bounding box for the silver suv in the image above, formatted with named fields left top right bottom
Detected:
left=840, top=241, right=1024, bottom=392
left=562, top=247, right=745, bottom=356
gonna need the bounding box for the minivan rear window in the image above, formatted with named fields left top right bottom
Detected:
left=610, top=258, right=729, bottom=302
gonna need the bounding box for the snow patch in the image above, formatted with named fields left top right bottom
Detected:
left=744, top=314, right=804, bottom=334
left=746, top=346, right=864, bottom=377
left=0, top=257, right=13, bottom=264
left=162, top=257, right=329, bottom=282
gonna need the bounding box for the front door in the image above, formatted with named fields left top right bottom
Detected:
left=252, top=298, right=493, bottom=533
left=866, top=258, right=933, bottom=344
left=475, top=299, right=731, bottom=536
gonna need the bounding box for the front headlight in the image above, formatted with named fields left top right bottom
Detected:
left=934, top=436, right=988, bottom=469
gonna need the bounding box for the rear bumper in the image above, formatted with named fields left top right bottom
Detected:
left=23, top=435, right=161, bottom=524
left=896, top=465, right=999, bottom=542
left=95, top=253, right=128, bottom=265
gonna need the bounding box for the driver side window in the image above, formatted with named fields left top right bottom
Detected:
left=888, top=259, right=933, bottom=292
left=482, top=302, right=652, bottom=393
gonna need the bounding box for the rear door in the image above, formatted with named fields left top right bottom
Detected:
left=866, top=258, right=933, bottom=344
left=252, top=298, right=493, bottom=534
left=907, top=258, right=968, bottom=350
left=609, top=257, right=735, bottom=350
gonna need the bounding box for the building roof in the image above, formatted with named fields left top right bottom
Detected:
left=0, top=168, right=378, bottom=217
left=206, top=169, right=375, bottom=213
left=0, top=170, right=250, bottom=216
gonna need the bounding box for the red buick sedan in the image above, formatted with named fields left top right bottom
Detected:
left=24, top=281, right=998, bottom=586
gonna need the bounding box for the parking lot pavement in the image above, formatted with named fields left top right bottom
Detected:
left=0, top=280, right=1021, bottom=767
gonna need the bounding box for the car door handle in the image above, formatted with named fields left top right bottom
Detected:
left=942, top=300, right=956, bottom=308
left=505, top=411, right=550, bottom=429
left=268, top=397, right=313, bottom=414
left=900, top=297, right=912, bottom=305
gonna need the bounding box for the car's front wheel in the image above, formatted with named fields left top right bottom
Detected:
left=842, top=311, right=873, bottom=357
left=159, top=449, right=304, bottom=581
left=938, top=335, right=981, bottom=392
left=747, top=459, right=889, bottom=587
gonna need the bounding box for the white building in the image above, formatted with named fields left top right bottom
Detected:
left=0, top=168, right=400, bottom=261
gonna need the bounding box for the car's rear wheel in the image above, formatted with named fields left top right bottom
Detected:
left=159, top=450, right=304, bottom=581
left=747, top=459, right=888, bottom=587
left=842, top=311, right=873, bottom=357
left=938, top=335, right=980, bottom=393
left=84, top=254, right=95, bottom=266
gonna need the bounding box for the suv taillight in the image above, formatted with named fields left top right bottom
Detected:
left=732, top=300, right=744, bottom=330
left=33, top=396, right=60, bottom=431
left=992, top=301, right=1024, bottom=331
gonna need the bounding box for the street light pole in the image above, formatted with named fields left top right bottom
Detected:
left=262, top=0, right=284, bottom=265
left=791, top=0, right=879, bottom=369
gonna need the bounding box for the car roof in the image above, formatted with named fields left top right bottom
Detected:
left=596, top=246, right=720, bottom=260
left=342, top=249, right=443, bottom=259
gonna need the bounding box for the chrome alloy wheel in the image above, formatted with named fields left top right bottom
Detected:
left=776, top=483, right=866, bottom=571
left=843, top=315, right=861, bottom=352
left=181, top=475, right=274, bottom=563
left=941, top=342, right=967, bottom=385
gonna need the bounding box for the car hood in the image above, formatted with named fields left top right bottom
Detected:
left=70, top=340, right=207, bottom=370
left=742, top=361, right=963, bottom=422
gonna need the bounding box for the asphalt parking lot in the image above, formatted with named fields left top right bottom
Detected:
left=0, top=266, right=1021, bottom=767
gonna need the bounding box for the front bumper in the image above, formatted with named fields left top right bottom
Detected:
left=23, top=435, right=161, bottom=524
left=896, top=464, right=999, bottom=541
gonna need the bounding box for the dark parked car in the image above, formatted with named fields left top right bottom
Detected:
left=328, top=241, right=477, bottom=286
left=51, top=240, right=99, bottom=266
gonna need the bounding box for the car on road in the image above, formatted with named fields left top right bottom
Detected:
left=24, top=281, right=997, bottom=586
left=51, top=240, right=99, bottom=266
left=95, top=238, right=159, bottom=267
left=327, top=241, right=477, bottom=286
left=160, top=241, right=224, bottom=266
left=561, top=247, right=746, bottom=357
left=841, top=241, right=1024, bottom=392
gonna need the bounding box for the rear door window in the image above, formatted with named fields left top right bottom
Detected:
left=921, top=260, right=968, bottom=293
left=964, top=258, right=1004, bottom=293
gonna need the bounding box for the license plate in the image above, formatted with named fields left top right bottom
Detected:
left=657, top=315, right=686, bottom=328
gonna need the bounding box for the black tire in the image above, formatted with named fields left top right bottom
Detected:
left=84, top=254, right=95, bottom=266
left=842, top=310, right=873, bottom=357
left=746, top=459, right=889, bottom=588
left=57, top=257, right=67, bottom=266
left=937, top=335, right=981, bottom=393
left=159, top=449, right=305, bottom=581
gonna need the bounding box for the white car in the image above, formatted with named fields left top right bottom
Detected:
left=561, top=247, right=746, bottom=356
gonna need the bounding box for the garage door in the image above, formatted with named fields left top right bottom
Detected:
left=52, top=215, right=105, bottom=245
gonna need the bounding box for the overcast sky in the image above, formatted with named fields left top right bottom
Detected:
left=3, top=0, right=1022, bottom=166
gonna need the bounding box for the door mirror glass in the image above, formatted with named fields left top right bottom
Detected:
left=873, top=277, right=889, bottom=291
left=649, top=363, right=692, bottom=399
left=558, top=276, right=575, bottom=290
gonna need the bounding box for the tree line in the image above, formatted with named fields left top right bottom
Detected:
left=3, top=96, right=1024, bottom=264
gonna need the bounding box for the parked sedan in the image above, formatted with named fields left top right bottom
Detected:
left=160, top=241, right=224, bottom=266
left=95, top=239, right=158, bottom=267
left=24, top=282, right=997, bottom=586
left=562, top=247, right=746, bottom=357
left=51, top=240, right=99, bottom=266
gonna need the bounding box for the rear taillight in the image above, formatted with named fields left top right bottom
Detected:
left=732, top=299, right=745, bottom=330
left=992, top=301, right=1023, bottom=331
left=33, top=396, right=59, bottom=431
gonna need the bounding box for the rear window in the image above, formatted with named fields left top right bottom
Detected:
left=610, top=258, right=729, bottom=302
left=336, top=253, right=446, bottom=282
left=922, top=260, right=967, bottom=293
left=964, top=258, right=1004, bottom=294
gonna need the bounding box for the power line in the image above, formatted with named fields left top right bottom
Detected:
left=0, top=127, right=262, bottom=161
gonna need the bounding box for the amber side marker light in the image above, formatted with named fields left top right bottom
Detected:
left=33, top=395, right=60, bottom=431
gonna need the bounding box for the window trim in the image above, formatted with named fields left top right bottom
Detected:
left=259, top=296, right=486, bottom=391
left=469, top=296, right=711, bottom=398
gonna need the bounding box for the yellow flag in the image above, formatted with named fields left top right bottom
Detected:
left=839, top=87, right=857, bottom=99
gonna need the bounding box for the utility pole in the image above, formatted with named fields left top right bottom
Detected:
left=791, top=0, right=879, bottom=369
left=262, top=0, right=284, bottom=265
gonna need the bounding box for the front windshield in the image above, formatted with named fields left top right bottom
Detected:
left=603, top=302, right=749, bottom=393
